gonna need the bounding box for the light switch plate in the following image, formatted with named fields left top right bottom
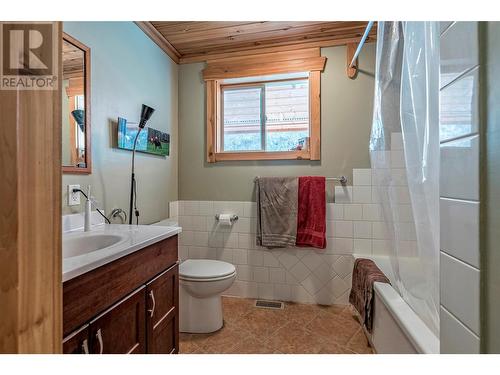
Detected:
left=68, top=184, right=81, bottom=206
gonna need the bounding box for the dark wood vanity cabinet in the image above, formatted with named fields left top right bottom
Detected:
left=146, top=265, right=179, bottom=354
left=63, top=324, right=90, bottom=354
left=88, top=286, right=146, bottom=354
left=63, top=235, right=179, bottom=354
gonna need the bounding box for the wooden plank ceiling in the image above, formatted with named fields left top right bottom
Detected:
left=62, top=40, right=84, bottom=79
left=143, top=21, right=376, bottom=64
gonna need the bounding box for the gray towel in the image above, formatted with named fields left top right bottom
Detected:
left=256, top=177, right=298, bottom=248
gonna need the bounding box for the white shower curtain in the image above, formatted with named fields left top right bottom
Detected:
left=370, top=21, right=440, bottom=335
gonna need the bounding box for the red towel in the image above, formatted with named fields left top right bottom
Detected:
left=296, top=176, right=327, bottom=249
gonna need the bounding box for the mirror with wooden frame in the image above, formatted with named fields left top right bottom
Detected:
left=62, top=33, right=91, bottom=173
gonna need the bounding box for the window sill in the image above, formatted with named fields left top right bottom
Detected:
left=213, top=149, right=310, bottom=162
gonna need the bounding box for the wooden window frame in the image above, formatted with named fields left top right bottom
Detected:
left=204, top=50, right=324, bottom=163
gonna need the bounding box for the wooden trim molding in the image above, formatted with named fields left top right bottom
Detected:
left=205, top=50, right=324, bottom=163
left=0, top=22, right=62, bottom=353
left=206, top=80, right=217, bottom=163
left=203, top=55, right=326, bottom=80
left=215, top=150, right=310, bottom=162
left=207, top=48, right=320, bottom=65
left=135, top=21, right=181, bottom=64
left=309, top=71, right=321, bottom=160
left=180, top=35, right=375, bottom=64
left=62, top=32, right=92, bottom=174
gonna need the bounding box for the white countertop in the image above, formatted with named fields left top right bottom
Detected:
left=63, top=224, right=181, bottom=282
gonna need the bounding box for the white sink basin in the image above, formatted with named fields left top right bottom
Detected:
left=63, top=233, right=125, bottom=258
left=62, top=223, right=182, bottom=282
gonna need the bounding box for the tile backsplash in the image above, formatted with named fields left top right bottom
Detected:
left=169, top=166, right=397, bottom=305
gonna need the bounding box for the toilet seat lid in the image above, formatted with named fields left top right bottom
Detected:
left=180, top=259, right=236, bottom=280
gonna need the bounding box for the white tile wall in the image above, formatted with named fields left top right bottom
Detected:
left=353, top=186, right=372, bottom=203
left=172, top=199, right=354, bottom=304
left=353, top=168, right=372, bottom=186
left=170, top=163, right=403, bottom=305
left=390, top=132, right=403, bottom=150
left=440, top=307, right=480, bottom=354
left=334, top=186, right=353, bottom=203
left=440, top=252, right=480, bottom=335
left=440, top=198, right=479, bottom=268
left=440, top=135, right=479, bottom=200
left=440, top=67, right=479, bottom=143
left=365, top=130, right=419, bottom=267
left=440, top=22, right=453, bottom=35
left=439, top=21, right=481, bottom=353
left=440, top=22, right=479, bottom=88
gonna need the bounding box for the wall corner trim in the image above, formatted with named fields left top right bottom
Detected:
left=135, top=21, right=181, bottom=64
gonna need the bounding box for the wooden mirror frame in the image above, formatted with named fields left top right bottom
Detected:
left=62, top=32, right=92, bottom=174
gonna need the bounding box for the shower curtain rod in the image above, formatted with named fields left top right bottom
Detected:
left=349, top=21, right=375, bottom=68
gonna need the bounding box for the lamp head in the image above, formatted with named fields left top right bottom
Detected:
left=139, top=104, right=155, bottom=129
left=71, top=109, right=85, bottom=132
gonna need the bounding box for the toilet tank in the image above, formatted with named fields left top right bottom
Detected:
left=151, top=218, right=178, bottom=227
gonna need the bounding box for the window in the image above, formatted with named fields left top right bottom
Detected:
left=204, top=49, right=325, bottom=162
left=221, top=78, right=309, bottom=153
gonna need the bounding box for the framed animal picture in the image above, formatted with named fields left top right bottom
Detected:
left=117, top=117, right=170, bottom=156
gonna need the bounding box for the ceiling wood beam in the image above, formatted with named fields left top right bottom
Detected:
left=135, top=21, right=181, bottom=64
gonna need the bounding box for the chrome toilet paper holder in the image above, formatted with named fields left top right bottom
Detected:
left=215, top=214, right=239, bottom=223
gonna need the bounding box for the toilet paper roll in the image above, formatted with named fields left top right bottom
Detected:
left=217, top=214, right=233, bottom=226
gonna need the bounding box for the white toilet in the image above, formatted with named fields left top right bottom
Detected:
left=179, top=259, right=236, bottom=333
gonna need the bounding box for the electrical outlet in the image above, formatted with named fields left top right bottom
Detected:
left=68, top=184, right=81, bottom=206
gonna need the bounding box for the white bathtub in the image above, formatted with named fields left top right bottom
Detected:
left=353, top=254, right=439, bottom=354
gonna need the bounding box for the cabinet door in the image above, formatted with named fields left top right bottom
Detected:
left=146, top=263, right=179, bottom=353
left=63, top=324, right=90, bottom=354
left=89, top=286, right=146, bottom=354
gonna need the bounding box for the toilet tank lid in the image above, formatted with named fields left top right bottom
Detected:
left=180, top=259, right=236, bottom=279
left=152, top=218, right=178, bottom=227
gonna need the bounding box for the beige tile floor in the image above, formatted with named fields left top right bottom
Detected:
left=179, top=297, right=374, bottom=354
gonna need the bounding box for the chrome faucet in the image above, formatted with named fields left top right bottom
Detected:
left=109, top=208, right=127, bottom=224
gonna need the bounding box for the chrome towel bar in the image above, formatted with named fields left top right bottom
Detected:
left=253, top=176, right=348, bottom=185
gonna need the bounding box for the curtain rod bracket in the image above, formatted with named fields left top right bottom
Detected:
left=346, top=21, right=375, bottom=79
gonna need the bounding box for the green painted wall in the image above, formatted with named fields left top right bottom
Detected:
left=482, top=21, right=500, bottom=354
left=62, top=22, right=178, bottom=224
left=178, top=44, right=376, bottom=201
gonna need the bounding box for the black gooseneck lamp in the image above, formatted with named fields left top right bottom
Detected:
left=71, top=109, right=85, bottom=132
left=129, top=104, right=155, bottom=225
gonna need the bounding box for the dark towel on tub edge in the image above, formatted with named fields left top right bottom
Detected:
left=256, top=176, right=298, bottom=248
left=349, top=258, right=390, bottom=332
